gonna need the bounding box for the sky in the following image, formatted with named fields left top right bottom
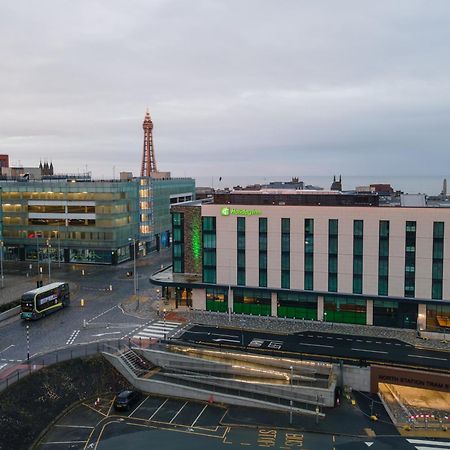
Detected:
left=1, top=0, right=450, bottom=180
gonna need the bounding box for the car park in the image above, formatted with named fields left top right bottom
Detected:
left=114, top=390, right=141, bottom=411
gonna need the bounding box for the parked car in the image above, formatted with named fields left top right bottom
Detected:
left=114, top=390, right=141, bottom=411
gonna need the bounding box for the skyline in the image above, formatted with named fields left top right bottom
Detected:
left=1, top=1, right=450, bottom=178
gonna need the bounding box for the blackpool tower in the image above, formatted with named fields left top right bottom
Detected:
left=140, top=110, right=157, bottom=176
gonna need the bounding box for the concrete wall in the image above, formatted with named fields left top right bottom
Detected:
left=333, top=363, right=371, bottom=392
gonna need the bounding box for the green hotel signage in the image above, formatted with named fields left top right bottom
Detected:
left=220, top=207, right=262, bottom=216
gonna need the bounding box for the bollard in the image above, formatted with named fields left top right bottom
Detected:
left=109, top=284, right=113, bottom=291
left=82, top=269, right=85, bottom=276
left=83, top=319, right=87, bottom=328
left=81, top=298, right=85, bottom=307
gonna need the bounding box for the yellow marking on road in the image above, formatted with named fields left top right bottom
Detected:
left=82, top=402, right=107, bottom=417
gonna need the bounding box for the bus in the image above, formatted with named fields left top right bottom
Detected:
left=21, top=282, right=70, bottom=320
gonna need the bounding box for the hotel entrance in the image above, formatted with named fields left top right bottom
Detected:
left=175, top=287, right=192, bottom=308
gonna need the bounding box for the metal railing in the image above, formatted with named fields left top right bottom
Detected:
left=0, top=339, right=126, bottom=393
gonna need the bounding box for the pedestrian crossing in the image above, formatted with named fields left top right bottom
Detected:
left=133, top=320, right=181, bottom=341
left=407, top=438, right=450, bottom=450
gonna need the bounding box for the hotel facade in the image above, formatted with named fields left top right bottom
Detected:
left=152, top=190, right=450, bottom=333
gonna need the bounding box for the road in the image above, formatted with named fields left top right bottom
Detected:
left=0, top=250, right=171, bottom=375
left=179, top=325, right=450, bottom=372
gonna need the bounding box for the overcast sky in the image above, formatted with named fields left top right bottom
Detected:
left=1, top=0, right=450, bottom=179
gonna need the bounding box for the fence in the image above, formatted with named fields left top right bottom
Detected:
left=0, top=339, right=127, bottom=393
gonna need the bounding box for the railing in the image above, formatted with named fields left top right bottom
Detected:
left=0, top=339, right=127, bottom=393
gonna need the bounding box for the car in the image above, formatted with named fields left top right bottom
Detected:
left=113, top=390, right=141, bottom=411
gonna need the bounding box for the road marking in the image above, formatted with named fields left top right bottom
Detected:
left=169, top=401, right=188, bottom=423
left=346, top=339, right=352, bottom=341
left=129, top=397, right=148, bottom=418
left=300, top=342, right=334, bottom=349
left=407, top=438, right=450, bottom=447
left=407, top=354, right=447, bottom=361
left=0, top=344, right=15, bottom=354
left=92, top=331, right=122, bottom=337
left=336, top=337, right=343, bottom=340
left=54, top=424, right=94, bottom=429
left=191, top=404, right=209, bottom=427
left=0, top=363, right=7, bottom=371
left=65, top=330, right=80, bottom=345
left=87, top=305, right=117, bottom=324
left=351, top=348, right=388, bottom=354
left=41, top=441, right=87, bottom=445
left=149, top=398, right=168, bottom=420
left=356, top=339, right=363, bottom=342
left=186, top=331, right=239, bottom=339
left=326, top=337, right=333, bottom=339
left=213, top=338, right=241, bottom=343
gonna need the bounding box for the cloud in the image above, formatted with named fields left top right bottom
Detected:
left=0, top=0, right=450, bottom=180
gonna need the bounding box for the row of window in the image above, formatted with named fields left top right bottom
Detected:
left=204, top=287, right=450, bottom=330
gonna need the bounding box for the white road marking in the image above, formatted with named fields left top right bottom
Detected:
left=407, top=438, right=450, bottom=447
left=149, top=398, right=168, bottom=420
left=65, top=330, right=80, bottom=345
left=87, top=305, right=117, bottom=324
left=91, top=331, right=122, bottom=337
left=0, top=344, right=15, bottom=354
left=129, top=397, right=148, bottom=418
left=0, top=363, right=7, bottom=371
left=40, top=441, right=87, bottom=445
left=351, top=348, right=388, bottom=354
left=213, top=338, right=241, bottom=343
left=407, top=354, right=447, bottom=361
left=300, top=342, right=334, bottom=349
left=54, top=424, right=94, bottom=429
left=169, top=401, right=188, bottom=423
left=191, top=404, right=208, bottom=427
left=336, top=337, right=343, bottom=340
left=414, top=446, right=450, bottom=450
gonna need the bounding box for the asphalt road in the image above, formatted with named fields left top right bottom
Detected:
left=0, top=250, right=171, bottom=374
left=179, top=325, right=450, bottom=372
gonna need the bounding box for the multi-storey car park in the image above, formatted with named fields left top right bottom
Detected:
left=151, top=189, right=450, bottom=335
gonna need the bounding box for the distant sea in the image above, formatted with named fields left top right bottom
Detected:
left=194, top=175, right=449, bottom=196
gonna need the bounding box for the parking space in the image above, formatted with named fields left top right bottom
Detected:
left=124, top=394, right=227, bottom=430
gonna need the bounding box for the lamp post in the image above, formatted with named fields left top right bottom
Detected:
left=289, top=365, right=294, bottom=425
left=26, top=325, right=30, bottom=362
left=47, top=240, right=51, bottom=283
left=0, top=241, right=4, bottom=288
left=128, top=238, right=138, bottom=306
left=36, top=234, right=40, bottom=277
left=324, top=311, right=327, bottom=323
left=163, top=308, right=167, bottom=340
left=156, top=288, right=160, bottom=317
left=57, top=225, right=61, bottom=268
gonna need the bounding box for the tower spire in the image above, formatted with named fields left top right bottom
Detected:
left=140, top=109, right=157, bottom=176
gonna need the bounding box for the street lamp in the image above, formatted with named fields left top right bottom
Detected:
left=289, top=365, right=294, bottom=425
left=36, top=234, right=40, bottom=277
left=156, top=288, right=161, bottom=317
left=128, top=238, right=138, bottom=306
left=26, top=325, right=30, bottom=362
left=47, top=240, right=51, bottom=283
left=0, top=241, right=4, bottom=288
left=324, top=311, right=328, bottom=323
left=163, top=308, right=167, bottom=340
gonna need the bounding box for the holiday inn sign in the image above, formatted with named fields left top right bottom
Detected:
left=221, top=207, right=262, bottom=216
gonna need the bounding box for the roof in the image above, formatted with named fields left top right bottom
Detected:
left=24, top=282, right=67, bottom=296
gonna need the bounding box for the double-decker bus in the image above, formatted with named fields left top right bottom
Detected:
left=21, top=282, right=70, bottom=320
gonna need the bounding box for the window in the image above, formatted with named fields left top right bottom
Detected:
left=281, top=218, right=290, bottom=288
left=202, top=216, right=216, bottom=284
left=353, top=220, right=363, bottom=294
left=404, top=221, right=416, bottom=298
left=259, top=218, right=268, bottom=288
left=304, top=219, right=314, bottom=290
left=233, top=288, right=271, bottom=316
left=237, top=217, right=245, bottom=286
left=277, top=292, right=317, bottom=320
left=328, top=219, right=338, bottom=293
left=432, top=222, right=444, bottom=299
left=172, top=212, right=184, bottom=273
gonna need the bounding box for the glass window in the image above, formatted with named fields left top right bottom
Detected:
left=304, top=272, right=313, bottom=290
left=328, top=273, right=337, bottom=292
left=353, top=220, right=363, bottom=236
left=281, top=271, right=290, bottom=289
left=434, top=221, right=444, bottom=238
left=202, top=216, right=216, bottom=231
left=379, top=220, right=389, bottom=237
left=259, top=252, right=267, bottom=269
left=259, top=234, right=267, bottom=251
left=353, top=276, right=362, bottom=294
left=324, top=295, right=366, bottom=325
left=281, top=218, right=290, bottom=233
left=329, top=219, right=338, bottom=235
left=259, top=218, right=267, bottom=233
left=203, top=267, right=216, bottom=283
left=259, top=270, right=267, bottom=288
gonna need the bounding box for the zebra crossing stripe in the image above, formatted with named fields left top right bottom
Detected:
left=159, top=321, right=181, bottom=325
left=407, top=438, right=450, bottom=449
left=137, top=331, right=166, bottom=338
left=143, top=325, right=177, bottom=331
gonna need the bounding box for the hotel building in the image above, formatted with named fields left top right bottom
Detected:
left=152, top=190, right=450, bottom=333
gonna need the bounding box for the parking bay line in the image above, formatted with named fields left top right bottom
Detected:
left=407, top=354, right=447, bottom=361
left=129, top=396, right=149, bottom=418
left=351, top=348, right=388, bottom=354
left=54, top=424, right=94, bottom=429
left=169, top=401, right=188, bottom=424
left=191, top=404, right=209, bottom=427
left=148, top=398, right=169, bottom=421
